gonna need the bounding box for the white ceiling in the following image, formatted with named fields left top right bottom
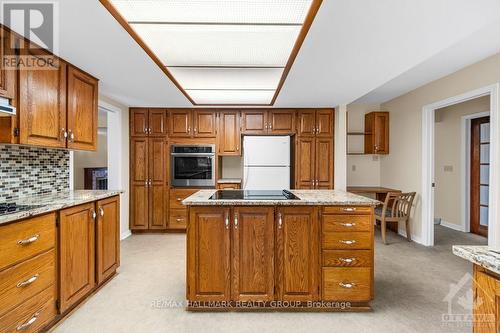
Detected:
left=4, top=0, right=500, bottom=107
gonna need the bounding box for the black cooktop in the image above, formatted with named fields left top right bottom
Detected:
left=209, top=190, right=299, bottom=200
left=0, top=203, right=41, bottom=216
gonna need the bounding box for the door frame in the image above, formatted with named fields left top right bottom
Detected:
left=422, top=83, right=499, bottom=247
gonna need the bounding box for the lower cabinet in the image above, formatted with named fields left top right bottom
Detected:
left=96, top=196, right=120, bottom=284
left=473, top=265, right=499, bottom=333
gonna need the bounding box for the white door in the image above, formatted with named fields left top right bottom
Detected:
left=243, top=136, right=290, bottom=166
left=243, top=166, right=290, bottom=190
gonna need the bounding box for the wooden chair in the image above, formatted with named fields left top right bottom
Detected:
left=375, top=192, right=416, bottom=245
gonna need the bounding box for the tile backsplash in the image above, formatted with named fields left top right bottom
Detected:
left=0, top=145, right=69, bottom=201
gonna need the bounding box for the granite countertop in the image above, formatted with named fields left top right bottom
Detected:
left=453, top=245, right=500, bottom=275
left=183, top=189, right=380, bottom=206
left=217, top=178, right=242, bottom=184
left=0, top=190, right=123, bottom=225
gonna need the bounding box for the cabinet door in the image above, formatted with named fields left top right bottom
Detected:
left=241, top=111, right=267, bottom=134
left=316, top=109, right=334, bottom=137
left=96, top=196, right=120, bottom=285
left=315, top=138, right=334, bottom=189
left=296, top=137, right=315, bottom=189
left=232, top=207, right=274, bottom=301
left=276, top=206, right=319, bottom=301
left=373, top=112, right=389, bottom=154
left=169, top=109, right=192, bottom=137
left=19, top=49, right=67, bottom=148
left=0, top=27, right=15, bottom=99
left=269, top=109, right=295, bottom=134
left=193, top=110, right=216, bottom=137
left=218, top=111, right=241, bottom=156
left=148, top=138, right=168, bottom=230
left=59, top=203, right=95, bottom=313
left=297, top=109, right=315, bottom=137
left=130, top=108, right=148, bottom=137
left=149, top=108, right=168, bottom=137
left=473, top=267, right=498, bottom=332
left=130, top=138, right=149, bottom=230
left=187, top=207, right=231, bottom=302
left=67, top=66, right=98, bottom=150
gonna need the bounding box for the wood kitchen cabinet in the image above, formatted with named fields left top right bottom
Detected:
left=59, top=203, right=96, bottom=313
left=218, top=111, right=241, bottom=156
left=364, top=111, right=389, bottom=154
left=130, top=108, right=168, bottom=137
left=0, top=26, right=16, bottom=100
left=168, top=109, right=216, bottom=138
left=297, top=109, right=334, bottom=137
left=241, top=110, right=295, bottom=134
left=275, top=206, right=319, bottom=301
left=129, top=137, right=169, bottom=231
left=472, top=265, right=499, bottom=333
left=96, top=196, right=120, bottom=285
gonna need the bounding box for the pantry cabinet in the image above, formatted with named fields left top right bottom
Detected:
left=130, top=108, right=168, bottom=137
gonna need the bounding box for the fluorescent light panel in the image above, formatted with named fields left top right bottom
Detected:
left=111, top=0, right=312, bottom=24
left=187, top=90, right=275, bottom=105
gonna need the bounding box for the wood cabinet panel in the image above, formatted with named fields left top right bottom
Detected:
left=232, top=207, right=274, bottom=301
left=130, top=108, right=148, bottom=137
left=19, top=50, right=66, bottom=148
left=322, top=232, right=372, bottom=250
left=322, top=267, right=371, bottom=301
left=96, top=196, right=120, bottom=285
left=59, top=203, right=95, bottom=313
left=322, top=214, right=371, bottom=232
left=218, top=111, right=241, bottom=155
left=0, top=27, right=16, bottom=99
left=297, top=110, right=316, bottom=137
left=322, top=206, right=372, bottom=215
left=296, top=137, right=315, bottom=189
left=365, top=112, right=389, bottom=154
left=316, top=109, right=334, bottom=137
left=193, top=110, right=216, bottom=137
left=148, top=138, right=168, bottom=229
left=473, top=266, right=498, bottom=333
left=188, top=207, right=231, bottom=301
left=67, top=66, right=98, bottom=150
left=276, top=206, right=319, bottom=301
left=269, top=109, right=295, bottom=134
left=169, top=189, right=198, bottom=210
left=130, top=138, right=149, bottom=230
left=0, top=213, right=56, bottom=270
left=169, top=209, right=187, bottom=230
left=241, top=111, right=267, bottom=134
left=322, top=250, right=372, bottom=267
left=315, top=138, right=333, bottom=189
left=148, top=108, right=168, bottom=137
left=169, top=109, right=191, bottom=137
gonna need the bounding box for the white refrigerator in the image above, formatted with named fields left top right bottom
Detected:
left=243, top=136, right=290, bottom=190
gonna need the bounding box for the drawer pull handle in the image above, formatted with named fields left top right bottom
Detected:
left=338, top=257, right=356, bottom=264
left=339, top=282, right=356, bottom=289
left=16, top=274, right=39, bottom=288
left=99, top=207, right=104, bottom=217
left=177, top=198, right=182, bottom=201
left=339, top=222, right=356, bottom=227
left=17, top=234, right=39, bottom=246
left=176, top=218, right=182, bottom=222
left=234, top=213, right=238, bottom=230
left=16, top=311, right=40, bottom=331
left=278, top=212, right=283, bottom=229
left=339, top=240, right=356, bottom=245
left=225, top=213, right=230, bottom=229
left=343, top=208, right=357, bottom=212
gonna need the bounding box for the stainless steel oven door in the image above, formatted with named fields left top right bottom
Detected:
left=171, top=153, right=215, bottom=187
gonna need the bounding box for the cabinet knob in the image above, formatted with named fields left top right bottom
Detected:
left=90, top=209, right=97, bottom=220
left=234, top=213, right=238, bottom=229
left=225, top=213, right=229, bottom=229
left=99, top=207, right=104, bottom=217
left=61, top=128, right=68, bottom=141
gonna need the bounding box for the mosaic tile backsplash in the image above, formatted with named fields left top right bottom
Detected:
left=0, top=145, right=69, bottom=201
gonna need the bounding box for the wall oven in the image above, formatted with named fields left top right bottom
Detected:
left=170, top=145, right=216, bottom=187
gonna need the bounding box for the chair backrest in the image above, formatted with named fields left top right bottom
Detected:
left=388, top=192, right=416, bottom=218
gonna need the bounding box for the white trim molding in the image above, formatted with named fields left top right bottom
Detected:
left=422, top=83, right=499, bottom=248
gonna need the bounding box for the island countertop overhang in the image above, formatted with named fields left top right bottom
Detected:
left=183, top=189, right=381, bottom=206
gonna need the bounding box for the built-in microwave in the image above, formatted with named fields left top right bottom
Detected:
left=170, top=145, right=216, bottom=187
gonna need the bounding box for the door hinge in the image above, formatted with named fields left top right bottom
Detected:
left=55, top=299, right=60, bottom=310
left=56, top=215, right=60, bottom=228
left=13, top=128, right=19, bottom=137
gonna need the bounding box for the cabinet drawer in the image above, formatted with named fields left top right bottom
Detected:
left=322, top=267, right=371, bottom=301
left=217, top=183, right=241, bottom=190
left=0, top=213, right=56, bottom=270
left=322, top=250, right=372, bottom=267
left=322, top=232, right=371, bottom=250
left=322, top=215, right=371, bottom=232
left=169, top=209, right=187, bottom=229
left=0, top=249, right=55, bottom=317
left=170, top=189, right=199, bottom=210
left=322, top=206, right=372, bottom=215
left=0, top=286, right=56, bottom=333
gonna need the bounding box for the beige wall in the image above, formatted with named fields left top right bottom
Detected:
left=347, top=103, right=382, bottom=186
left=221, top=156, right=242, bottom=179
left=434, top=96, right=490, bottom=228
left=73, top=130, right=108, bottom=189
left=381, top=52, right=500, bottom=243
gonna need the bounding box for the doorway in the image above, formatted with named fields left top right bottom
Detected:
left=470, top=116, right=490, bottom=237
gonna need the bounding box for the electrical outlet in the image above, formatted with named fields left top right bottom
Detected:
left=444, top=165, right=453, bottom=172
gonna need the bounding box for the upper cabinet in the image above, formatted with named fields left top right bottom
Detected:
left=297, top=109, right=334, bottom=137
left=130, top=108, right=168, bottom=137
left=168, top=109, right=216, bottom=138
left=218, top=111, right=241, bottom=156
left=364, top=111, right=389, bottom=154
left=0, top=26, right=15, bottom=100
left=241, top=110, right=295, bottom=134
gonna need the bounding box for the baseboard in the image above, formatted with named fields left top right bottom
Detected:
left=120, top=230, right=132, bottom=240
left=439, top=220, right=466, bottom=232
left=397, top=228, right=424, bottom=245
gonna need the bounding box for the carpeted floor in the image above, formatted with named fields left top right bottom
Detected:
left=53, top=225, right=487, bottom=333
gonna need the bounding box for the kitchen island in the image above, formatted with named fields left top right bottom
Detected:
left=183, top=189, right=379, bottom=311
